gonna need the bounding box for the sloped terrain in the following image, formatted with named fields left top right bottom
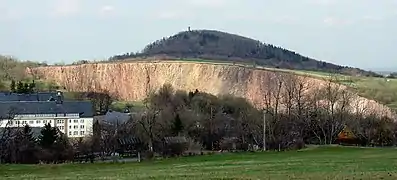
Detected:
left=27, top=61, right=394, bottom=117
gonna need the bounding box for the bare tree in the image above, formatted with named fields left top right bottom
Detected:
left=268, top=73, right=284, bottom=145
left=307, top=75, right=349, bottom=144
left=324, top=76, right=348, bottom=144
left=281, top=73, right=297, bottom=117
left=135, top=98, right=162, bottom=152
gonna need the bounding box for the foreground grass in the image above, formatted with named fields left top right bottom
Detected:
left=1, top=146, right=397, bottom=180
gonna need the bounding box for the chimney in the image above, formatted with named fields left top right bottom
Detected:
left=56, top=90, right=63, bottom=104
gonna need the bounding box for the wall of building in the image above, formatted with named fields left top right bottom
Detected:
left=0, top=113, right=93, bottom=138
left=65, top=117, right=93, bottom=138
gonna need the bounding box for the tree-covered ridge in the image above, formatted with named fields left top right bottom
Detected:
left=109, top=30, right=380, bottom=77
left=0, top=55, right=47, bottom=81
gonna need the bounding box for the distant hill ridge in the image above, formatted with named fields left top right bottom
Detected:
left=109, top=29, right=381, bottom=77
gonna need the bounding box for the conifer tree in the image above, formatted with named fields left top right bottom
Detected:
left=10, top=80, right=16, bottom=92
left=172, top=114, right=183, bottom=136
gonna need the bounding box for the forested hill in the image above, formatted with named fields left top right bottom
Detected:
left=109, top=30, right=380, bottom=77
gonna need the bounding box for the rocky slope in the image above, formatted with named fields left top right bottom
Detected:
left=27, top=61, right=394, bottom=117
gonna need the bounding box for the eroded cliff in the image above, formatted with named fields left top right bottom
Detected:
left=27, top=61, right=394, bottom=117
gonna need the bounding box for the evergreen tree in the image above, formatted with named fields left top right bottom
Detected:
left=38, top=123, right=58, bottom=149
left=10, top=80, right=16, bottom=92
left=23, top=124, right=35, bottom=142
left=53, top=131, right=73, bottom=162
left=23, top=83, right=29, bottom=94
left=16, top=81, right=24, bottom=94
left=172, top=114, right=183, bottom=136
left=15, top=125, right=38, bottom=164
left=28, top=80, right=36, bottom=93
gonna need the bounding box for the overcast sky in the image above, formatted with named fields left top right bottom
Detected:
left=0, top=0, right=396, bottom=70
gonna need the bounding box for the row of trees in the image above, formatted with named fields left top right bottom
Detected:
left=0, top=124, right=72, bottom=164
left=87, top=74, right=397, bottom=158
left=10, top=80, right=36, bottom=94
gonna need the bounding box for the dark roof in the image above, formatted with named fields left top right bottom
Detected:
left=118, top=136, right=141, bottom=145
left=0, top=101, right=93, bottom=118
left=163, top=136, right=188, bottom=144
left=96, top=111, right=131, bottom=125
left=106, top=111, right=131, bottom=124
left=0, top=92, right=58, bottom=102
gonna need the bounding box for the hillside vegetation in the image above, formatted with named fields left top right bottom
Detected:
left=254, top=66, right=397, bottom=112
left=0, top=55, right=57, bottom=91
left=109, top=30, right=380, bottom=77
left=0, top=55, right=47, bottom=81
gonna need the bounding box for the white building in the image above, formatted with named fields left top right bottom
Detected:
left=0, top=91, right=94, bottom=138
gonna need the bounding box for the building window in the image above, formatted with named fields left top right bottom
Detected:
left=58, top=126, right=64, bottom=130
left=29, top=121, right=33, bottom=124
left=36, top=120, right=41, bottom=124
left=69, top=131, right=72, bottom=136
left=74, top=120, right=78, bottom=123
left=43, top=120, right=47, bottom=124
left=69, top=119, right=71, bottom=123
left=80, top=119, right=84, bottom=123
left=22, top=121, right=27, bottom=125
left=80, top=125, right=85, bottom=129
left=69, top=125, right=71, bottom=129
left=74, top=125, right=78, bottom=129
left=8, top=121, right=13, bottom=125
left=80, top=131, right=85, bottom=135
left=57, top=120, right=64, bottom=124
left=67, top=113, right=78, bottom=117
left=73, top=131, right=78, bottom=135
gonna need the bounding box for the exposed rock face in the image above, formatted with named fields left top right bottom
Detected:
left=27, top=61, right=394, bottom=117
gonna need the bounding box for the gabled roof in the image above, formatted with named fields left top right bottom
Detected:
left=338, top=126, right=356, bottom=139
left=0, top=101, right=94, bottom=118
left=118, top=136, right=141, bottom=145
left=101, top=111, right=131, bottom=125
left=163, top=136, right=188, bottom=144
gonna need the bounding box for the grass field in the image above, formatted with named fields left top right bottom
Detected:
left=1, top=146, right=397, bottom=180
left=110, top=101, right=145, bottom=112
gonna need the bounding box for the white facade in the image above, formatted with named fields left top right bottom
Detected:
left=0, top=113, right=93, bottom=138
